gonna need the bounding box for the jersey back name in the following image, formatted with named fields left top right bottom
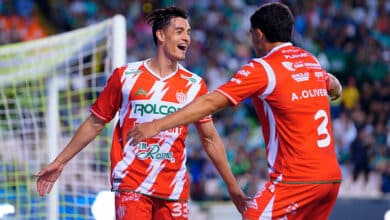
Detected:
left=217, top=44, right=342, bottom=183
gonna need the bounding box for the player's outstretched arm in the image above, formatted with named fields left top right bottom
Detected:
left=327, top=73, right=342, bottom=101
left=195, top=121, right=250, bottom=214
left=127, top=91, right=230, bottom=145
left=36, top=114, right=106, bottom=196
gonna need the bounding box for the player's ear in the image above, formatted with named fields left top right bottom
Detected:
left=156, top=29, right=165, bottom=45
left=256, top=28, right=265, bottom=40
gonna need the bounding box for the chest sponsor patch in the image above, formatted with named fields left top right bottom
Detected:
left=136, top=142, right=175, bottom=162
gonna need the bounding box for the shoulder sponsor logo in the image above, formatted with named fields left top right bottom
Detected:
left=176, top=90, right=187, bottom=104
left=237, top=69, right=250, bottom=77
left=291, top=72, right=310, bottom=82
left=125, top=69, right=142, bottom=75
left=230, top=78, right=241, bottom=84
left=180, top=74, right=197, bottom=83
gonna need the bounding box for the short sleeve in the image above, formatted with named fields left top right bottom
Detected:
left=216, top=60, right=268, bottom=106
left=90, top=67, right=124, bottom=122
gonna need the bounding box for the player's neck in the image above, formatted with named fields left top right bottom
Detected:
left=148, top=55, right=178, bottom=78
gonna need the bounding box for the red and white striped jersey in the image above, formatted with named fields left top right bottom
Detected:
left=217, top=43, right=342, bottom=183
left=91, top=59, right=211, bottom=201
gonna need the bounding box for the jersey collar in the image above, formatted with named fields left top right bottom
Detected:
left=143, top=58, right=179, bottom=81
left=266, top=42, right=293, bottom=57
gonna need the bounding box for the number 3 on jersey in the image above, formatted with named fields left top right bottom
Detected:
left=314, top=109, right=331, bottom=148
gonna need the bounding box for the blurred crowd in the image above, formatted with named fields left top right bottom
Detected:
left=1, top=0, right=389, bottom=200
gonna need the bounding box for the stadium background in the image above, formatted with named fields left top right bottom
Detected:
left=0, top=0, right=389, bottom=219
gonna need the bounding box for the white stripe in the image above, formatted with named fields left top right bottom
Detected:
left=253, top=58, right=276, bottom=99
left=148, top=80, right=170, bottom=101
left=113, top=61, right=144, bottom=188
left=136, top=134, right=180, bottom=196
left=169, top=150, right=187, bottom=199
left=112, top=142, right=136, bottom=189
left=183, top=79, right=201, bottom=106
left=263, top=101, right=279, bottom=174
left=119, top=61, right=143, bottom=127
left=135, top=158, right=166, bottom=194
left=120, top=73, right=141, bottom=126
left=259, top=195, right=275, bottom=220
left=253, top=59, right=279, bottom=177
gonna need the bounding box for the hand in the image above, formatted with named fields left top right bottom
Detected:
left=327, top=73, right=342, bottom=101
left=127, top=122, right=160, bottom=145
left=36, top=160, right=65, bottom=196
left=328, top=82, right=341, bottom=101
left=329, top=92, right=341, bottom=101
left=227, top=185, right=251, bottom=215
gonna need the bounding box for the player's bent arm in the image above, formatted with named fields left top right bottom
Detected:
left=36, top=114, right=106, bottom=196
left=52, top=114, right=106, bottom=165
left=195, top=121, right=249, bottom=214
left=195, top=121, right=239, bottom=189
left=327, top=73, right=342, bottom=101
left=156, top=91, right=230, bottom=132
left=127, top=92, right=230, bottom=145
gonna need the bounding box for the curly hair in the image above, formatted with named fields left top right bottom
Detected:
left=147, top=6, right=189, bottom=46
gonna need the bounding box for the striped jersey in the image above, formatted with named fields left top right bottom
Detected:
left=90, top=59, right=211, bottom=201
left=217, top=43, right=342, bottom=183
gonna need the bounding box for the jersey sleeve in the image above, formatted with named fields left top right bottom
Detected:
left=90, top=67, right=124, bottom=122
left=216, top=60, right=268, bottom=106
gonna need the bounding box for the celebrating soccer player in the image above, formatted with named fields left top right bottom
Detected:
left=127, top=3, right=343, bottom=220
left=36, top=6, right=248, bottom=219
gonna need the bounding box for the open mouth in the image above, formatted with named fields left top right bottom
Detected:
left=177, top=45, right=187, bottom=51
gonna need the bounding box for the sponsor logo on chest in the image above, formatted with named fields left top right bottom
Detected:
left=136, top=142, right=175, bottom=162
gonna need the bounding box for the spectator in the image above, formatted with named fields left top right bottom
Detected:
left=350, top=128, right=373, bottom=184
left=341, top=76, right=360, bottom=110
left=332, top=110, right=357, bottom=177
left=381, top=160, right=390, bottom=193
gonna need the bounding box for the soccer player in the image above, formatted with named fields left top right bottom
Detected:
left=36, top=6, right=248, bottom=219
left=127, top=3, right=343, bottom=220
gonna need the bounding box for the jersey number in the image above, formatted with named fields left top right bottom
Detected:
left=172, top=202, right=189, bottom=218
left=314, top=109, right=331, bottom=148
